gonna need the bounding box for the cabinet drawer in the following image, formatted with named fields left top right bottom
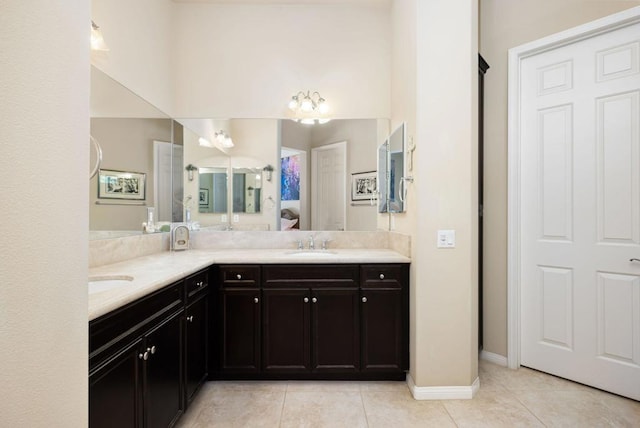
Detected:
left=219, top=265, right=260, bottom=286
left=89, top=282, right=183, bottom=370
left=186, top=269, right=209, bottom=301
left=263, top=264, right=358, bottom=288
left=361, top=264, right=405, bottom=288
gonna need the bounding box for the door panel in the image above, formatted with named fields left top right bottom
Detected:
left=220, top=289, right=261, bottom=372
left=520, top=21, right=640, bottom=400
left=311, top=142, right=346, bottom=230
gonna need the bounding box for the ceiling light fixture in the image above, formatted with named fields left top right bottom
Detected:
left=287, top=90, right=331, bottom=125
left=91, top=21, right=109, bottom=52
left=214, top=130, right=234, bottom=148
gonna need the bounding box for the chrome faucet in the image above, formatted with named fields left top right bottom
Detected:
left=308, top=235, right=315, bottom=250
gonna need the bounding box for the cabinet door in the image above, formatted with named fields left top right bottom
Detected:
left=311, top=288, right=360, bottom=373
left=262, top=288, right=310, bottom=373
left=89, top=338, right=143, bottom=428
left=185, top=295, right=208, bottom=406
left=220, top=288, right=261, bottom=373
left=144, top=311, right=183, bottom=428
left=361, top=288, right=404, bottom=372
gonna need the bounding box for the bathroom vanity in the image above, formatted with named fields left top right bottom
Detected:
left=88, top=247, right=409, bottom=428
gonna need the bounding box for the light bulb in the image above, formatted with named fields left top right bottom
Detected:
left=318, top=99, right=329, bottom=115
left=288, top=97, right=298, bottom=110
left=198, top=137, right=212, bottom=147
left=300, top=97, right=313, bottom=112
left=318, top=118, right=331, bottom=124
left=300, top=118, right=315, bottom=125
left=90, top=22, right=109, bottom=51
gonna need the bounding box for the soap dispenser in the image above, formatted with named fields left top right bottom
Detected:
left=171, top=224, right=190, bottom=251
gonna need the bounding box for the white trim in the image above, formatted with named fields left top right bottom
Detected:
left=480, top=350, right=508, bottom=367
left=407, top=374, right=480, bottom=400
left=507, top=6, right=640, bottom=370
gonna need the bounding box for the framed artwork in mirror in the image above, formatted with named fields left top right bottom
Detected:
left=199, top=188, right=209, bottom=206
left=351, top=171, right=377, bottom=201
left=98, top=169, right=146, bottom=200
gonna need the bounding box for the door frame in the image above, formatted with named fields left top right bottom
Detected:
left=507, top=6, right=640, bottom=369
left=311, top=141, right=347, bottom=231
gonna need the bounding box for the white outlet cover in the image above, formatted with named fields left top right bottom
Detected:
left=233, top=214, right=240, bottom=223
left=437, top=230, right=455, bottom=248
left=221, top=214, right=228, bottom=222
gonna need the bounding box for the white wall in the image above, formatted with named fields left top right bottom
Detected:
left=0, top=0, right=88, bottom=425
left=173, top=3, right=390, bottom=119
left=479, top=0, right=640, bottom=358
left=92, top=0, right=175, bottom=115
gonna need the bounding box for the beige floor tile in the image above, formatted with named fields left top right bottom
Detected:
left=495, top=366, right=590, bottom=392
left=443, top=390, right=544, bottom=427
left=189, top=390, right=285, bottom=428
left=362, top=390, right=456, bottom=427
left=515, top=390, right=639, bottom=428
left=594, top=390, right=640, bottom=427
left=209, top=380, right=288, bottom=393
left=359, top=380, right=410, bottom=392
left=286, top=380, right=362, bottom=392
left=280, top=391, right=367, bottom=428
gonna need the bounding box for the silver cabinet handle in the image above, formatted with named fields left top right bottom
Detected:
left=254, top=297, right=259, bottom=303
left=312, top=297, right=317, bottom=303
left=304, top=297, right=309, bottom=303
left=148, top=346, right=156, bottom=355
left=197, top=281, right=204, bottom=288
left=630, top=258, right=640, bottom=262
left=379, top=273, right=385, bottom=280
left=236, top=274, right=242, bottom=280
left=362, top=297, right=367, bottom=303
left=187, top=315, right=194, bottom=323
left=139, top=351, right=149, bottom=361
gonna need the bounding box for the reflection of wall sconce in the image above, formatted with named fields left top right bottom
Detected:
left=263, top=164, right=274, bottom=182
left=185, top=164, right=197, bottom=181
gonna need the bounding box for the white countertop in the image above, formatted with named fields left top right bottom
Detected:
left=88, top=249, right=410, bottom=321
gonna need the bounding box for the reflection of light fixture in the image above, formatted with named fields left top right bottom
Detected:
left=91, top=21, right=109, bottom=51
left=198, top=137, right=213, bottom=147
left=185, top=164, right=197, bottom=181
left=214, top=130, right=234, bottom=148
left=263, top=164, right=274, bottom=182
left=288, top=90, right=330, bottom=125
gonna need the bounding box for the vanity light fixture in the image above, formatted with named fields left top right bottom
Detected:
left=185, top=164, right=197, bottom=181
left=90, top=21, right=109, bottom=51
left=214, top=130, right=234, bottom=148
left=288, top=90, right=331, bottom=125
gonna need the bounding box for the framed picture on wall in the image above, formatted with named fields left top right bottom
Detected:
left=351, top=171, right=377, bottom=201
left=199, top=188, right=209, bottom=206
left=98, top=169, right=146, bottom=200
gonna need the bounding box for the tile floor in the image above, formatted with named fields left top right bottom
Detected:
left=176, top=360, right=640, bottom=427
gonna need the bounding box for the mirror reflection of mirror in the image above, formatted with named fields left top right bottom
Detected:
left=233, top=168, right=263, bottom=214
left=378, top=122, right=406, bottom=214
left=198, top=167, right=228, bottom=214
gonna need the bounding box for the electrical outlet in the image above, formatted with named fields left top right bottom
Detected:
left=233, top=214, right=240, bottom=223
left=437, top=230, right=455, bottom=248
left=221, top=214, right=228, bottom=222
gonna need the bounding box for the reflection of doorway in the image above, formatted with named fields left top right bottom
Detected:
left=153, top=140, right=179, bottom=222
left=311, top=142, right=347, bottom=230
left=281, top=147, right=307, bottom=229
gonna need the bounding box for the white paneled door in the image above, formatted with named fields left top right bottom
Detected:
left=520, top=21, right=640, bottom=400
left=311, top=142, right=346, bottom=231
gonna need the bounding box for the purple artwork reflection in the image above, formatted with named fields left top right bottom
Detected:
left=281, top=155, right=301, bottom=201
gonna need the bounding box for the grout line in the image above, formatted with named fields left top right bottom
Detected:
left=509, top=389, right=548, bottom=427
left=440, top=401, right=460, bottom=428
left=278, top=382, right=288, bottom=428
left=359, top=389, right=371, bottom=428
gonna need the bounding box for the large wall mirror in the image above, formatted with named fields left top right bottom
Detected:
left=90, top=67, right=392, bottom=239
left=378, top=122, right=407, bottom=214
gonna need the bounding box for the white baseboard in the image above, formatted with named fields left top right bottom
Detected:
left=407, top=374, right=479, bottom=400
left=480, top=350, right=508, bottom=367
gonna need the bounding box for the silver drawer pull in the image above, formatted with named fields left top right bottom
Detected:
left=139, top=351, right=149, bottom=361
left=312, top=297, right=317, bottom=303
left=379, top=273, right=385, bottom=280
left=187, top=315, right=194, bottom=323
left=362, top=297, right=367, bottom=303
left=254, top=297, right=259, bottom=304
left=236, top=274, right=242, bottom=280
left=304, top=297, right=309, bottom=303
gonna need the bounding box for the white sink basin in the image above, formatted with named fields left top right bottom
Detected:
left=285, top=250, right=338, bottom=257
left=88, top=275, right=134, bottom=294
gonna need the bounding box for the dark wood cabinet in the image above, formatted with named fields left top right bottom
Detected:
left=185, top=295, right=208, bottom=405
left=89, top=338, right=143, bottom=428
left=143, top=311, right=183, bottom=428
left=360, top=264, right=409, bottom=375
left=184, top=270, right=210, bottom=407
left=311, top=288, right=360, bottom=373
left=262, top=288, right=310, bottom=373
left=217, top=263, right=407, bottom=380
left=90, top=268, right=212, bottom=428
left=219, top=288, right=261, bottom=373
